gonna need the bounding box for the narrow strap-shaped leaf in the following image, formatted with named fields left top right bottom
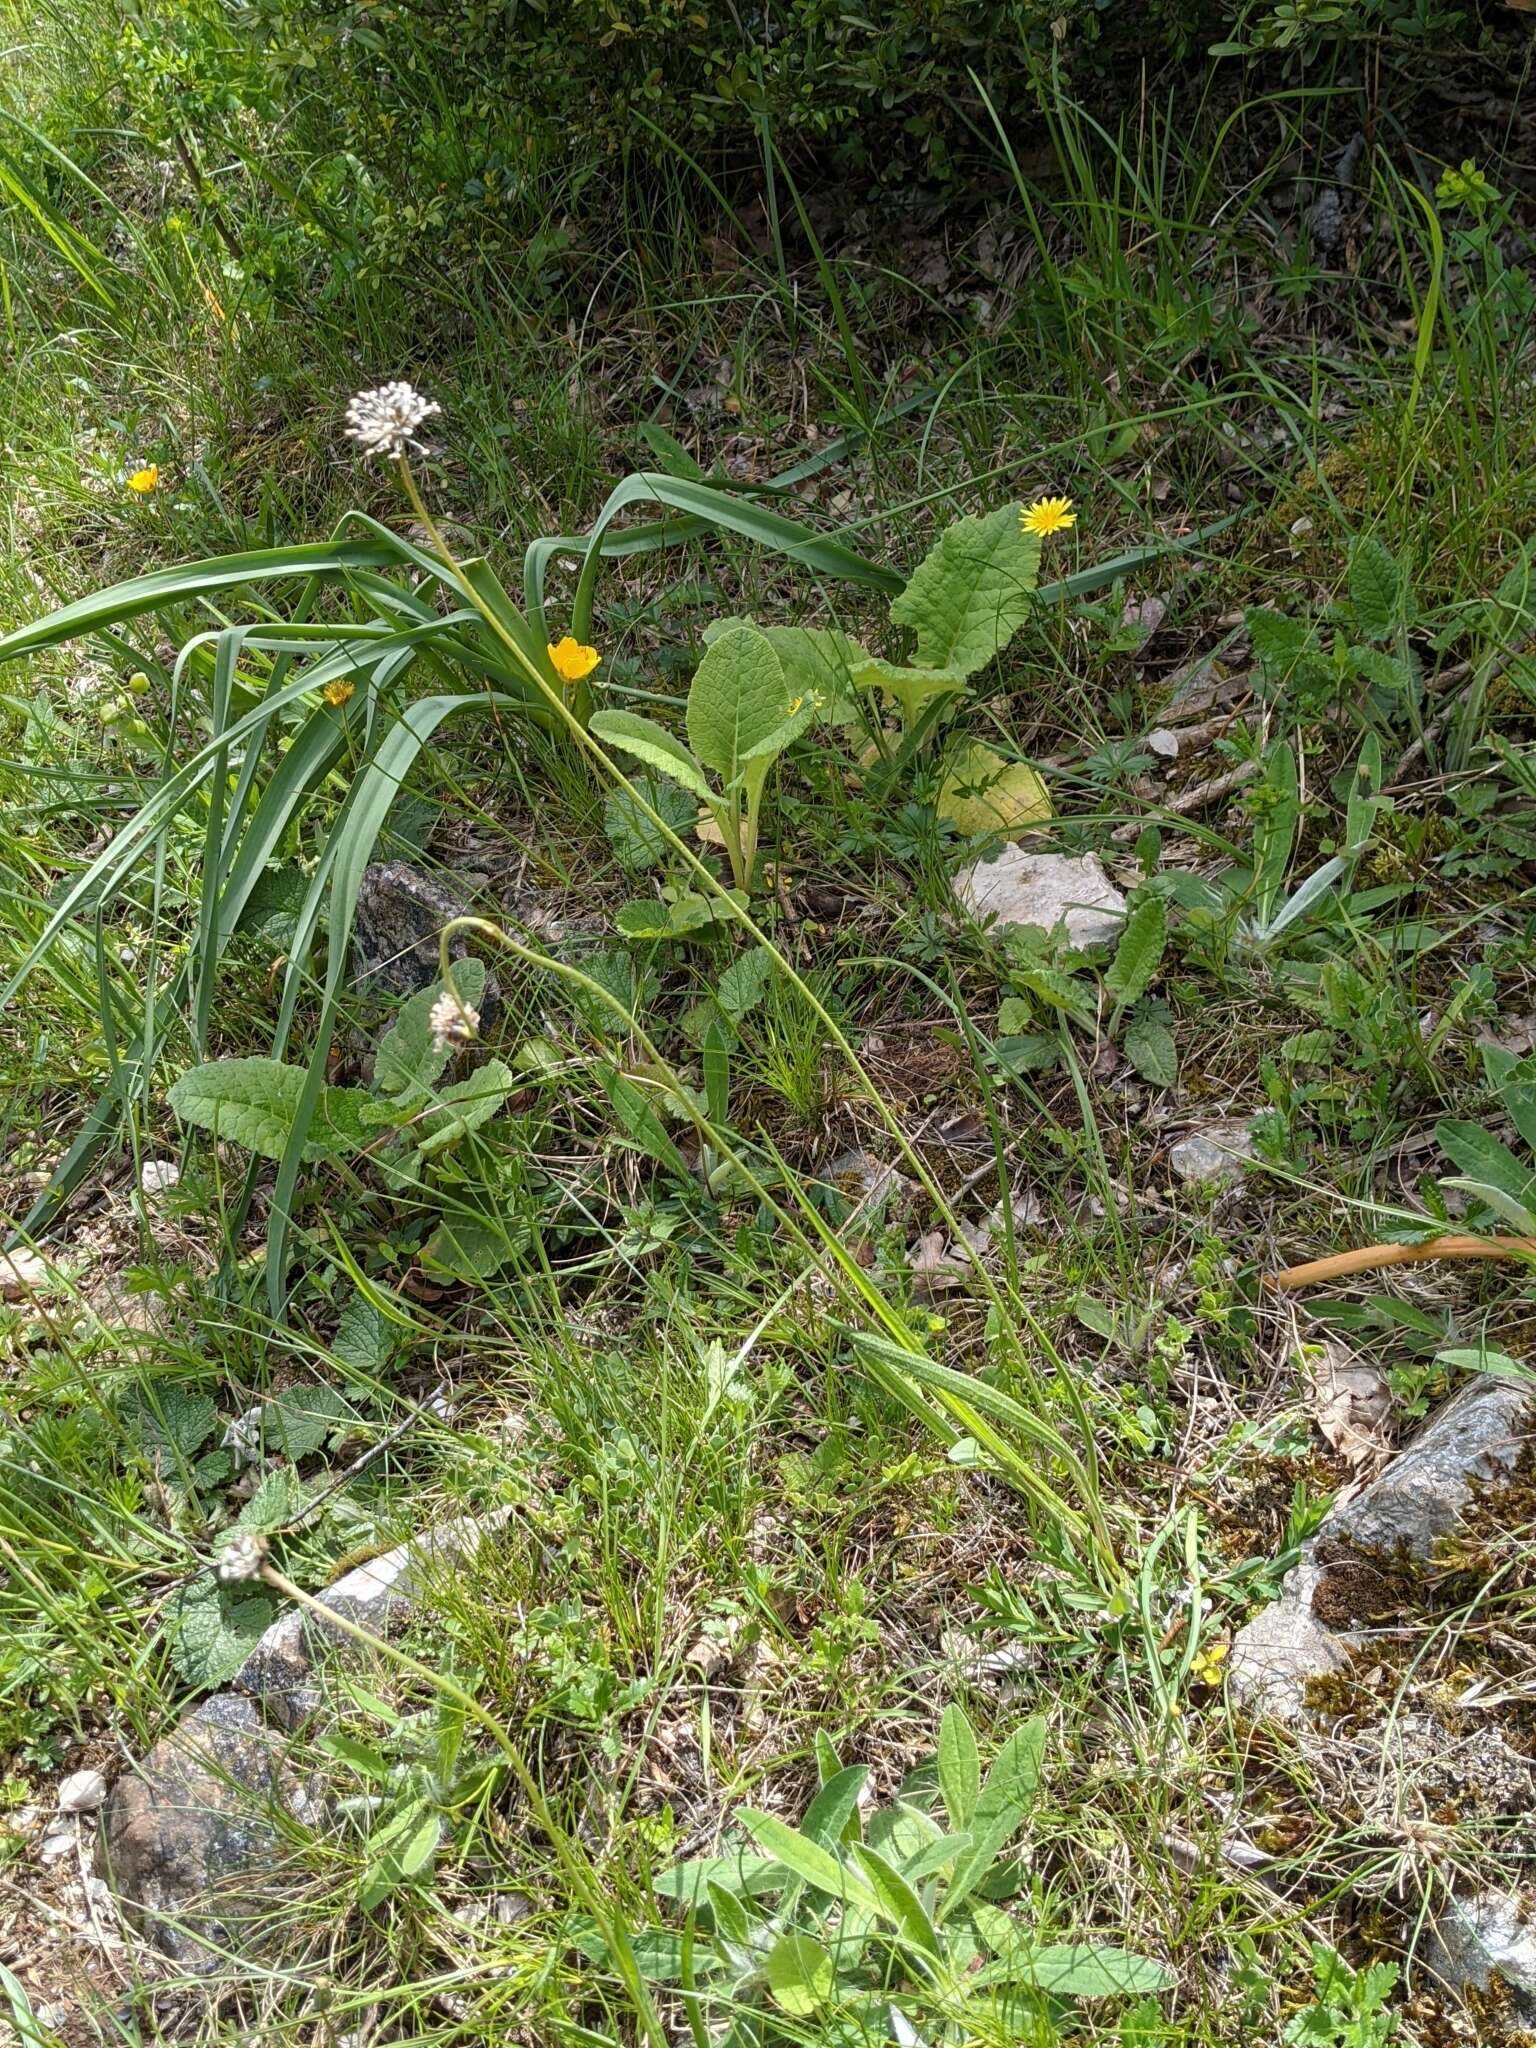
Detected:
left=265, top=691, right=530, bottom=1309
left=0, top=541, right=403, bottom=663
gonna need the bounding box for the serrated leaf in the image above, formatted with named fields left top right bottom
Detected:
left=1105, top=895, right=1167, bottom=1008
left=163, top=1574, right=276, bottom=1687
left=590, top=710, right=712, bottom=800
left=374, top=960, right=487, bottom=1101
left=1245, top=607, right=1316, bottom=676
left=333, top=1293, right=398, bottom=1373
left=266, top=1383, right=358, bottom=1461
left=1348, top=644, right=1414, bottom=696
left=603, top=776, right=698, bottom=872
left=891, top=505, right=1042, bottom=677
left=685, top=625, right=790, bottom=782
left=1349, top=534, right=1409, bottom=638
left=936, top=740, right=1052, bottom=835
left=717, top=945, right=776, bottom=1021
left=1123, top=1003, right=1178, bottom=1087
left=169, top=1058, right=373, bottom=1162
left=764, top=1932, right=836, bottom=2016
left=128, top=1386, right=219, bottom=1458
left=235, top=1464, right=304, bottom=1533
left=416, top=1059, right=515, bottom=1157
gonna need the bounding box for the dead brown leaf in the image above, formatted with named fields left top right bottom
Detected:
left=1301, top=1338, right=1393, bottom=1474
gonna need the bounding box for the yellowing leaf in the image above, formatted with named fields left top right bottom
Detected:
left=936, top=741, right=1052, bottom=836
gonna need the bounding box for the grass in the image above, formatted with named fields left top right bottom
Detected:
left=2, top=1, right=1536, bottom=2043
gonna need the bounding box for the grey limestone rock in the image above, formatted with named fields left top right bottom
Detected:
left=101, top=1508, right=510, bottom=1968
left=1169, top=1122, right=1256, bottom=1185
left=1426, top=1887, right=1536, bottom=2021
left=351, top=860, right=501, bottom=1024
left=1229, top=1382, right=1532, bottom=1724
left=953, top=848, right=1127, bottom=949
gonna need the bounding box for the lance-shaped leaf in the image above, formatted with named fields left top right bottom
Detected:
left=890, top=505, right=1042, bottom=678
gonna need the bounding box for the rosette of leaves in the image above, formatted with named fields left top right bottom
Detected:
left=591, top=622, right=819, bottom=895
left=583, top=1706, right=1170, bottom=2039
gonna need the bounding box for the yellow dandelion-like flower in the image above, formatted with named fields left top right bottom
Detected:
left=548, top=635, right=601, bottom=683
left=1021, top=495, right=1075, bottom=538
left=128, top=465, right=160, bottom=495
left=322, top=678, right=355, bottom=707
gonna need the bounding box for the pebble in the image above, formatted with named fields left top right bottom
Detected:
left=57, top=1768, right=108, bottom=1814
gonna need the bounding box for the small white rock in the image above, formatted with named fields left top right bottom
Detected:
left=954, top=848, right=1128, bottom=949
left=1169, top=1122, right=1257, bottom=1185
left=1145, top=727, right=1180, bottom=760
left=38, top=1820, right=77, bottom=1862
left=139, top=1159, right=180, bottom=1196
left=56, top=1767, right=108, bottom=1814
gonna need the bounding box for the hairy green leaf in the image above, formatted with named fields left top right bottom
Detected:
left=590, top=710, right=713, bottom=800
left=169, top=1058, right=374, bottom=1162
left=685, top=625, right=790, bottom=783
left=891, top=505, right=1042, bottom=677
left=1349, top=534, right=1410, bottom=639
left=1105, top=895, right=1167, bottom=1009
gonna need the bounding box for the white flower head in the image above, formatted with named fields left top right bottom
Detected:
left=429, top=989, right=480, bottom=1054
left=215, top=1531, right=269, bottom=1584
left=344, top=381, right=441, bottom=459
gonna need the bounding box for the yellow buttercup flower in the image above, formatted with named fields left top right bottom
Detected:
left=1022, top=495, right=1075, bottom=538
left=548, top=635, right=601, bottom=683
left=322, top=678, right=355, bottom=707
left=128, top=465, right=160, bottom=495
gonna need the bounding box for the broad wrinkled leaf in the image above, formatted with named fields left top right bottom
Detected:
left=1348, top=533, right=1410, bottom=638
left=1105, top=895, right=1167, bottom=1009
left=717, top=945, right=776, bottom=1022
left=1122, top=1004, right=1178, bottom=1087
left=891, top=505, right=1042, bottom=678
left=374, top=960, right=488, bottom=1103
left=169, top=1058, right=374, bottom=1162
left=416, top=1060, right=515, bottom=1157
left=603, top=777, right=698, bottom=872
left=685, top=624, right=790, bottom=783
left=163, top=1574, right=276, bottom=1687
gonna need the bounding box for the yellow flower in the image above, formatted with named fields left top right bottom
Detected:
left=548, top=635, right=601, bottom=683
left=127, top=465, right=160, bottom=495
left=1022, top=495, right=1075, bottom=538
left=322, top=678, right=355, bottom=707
